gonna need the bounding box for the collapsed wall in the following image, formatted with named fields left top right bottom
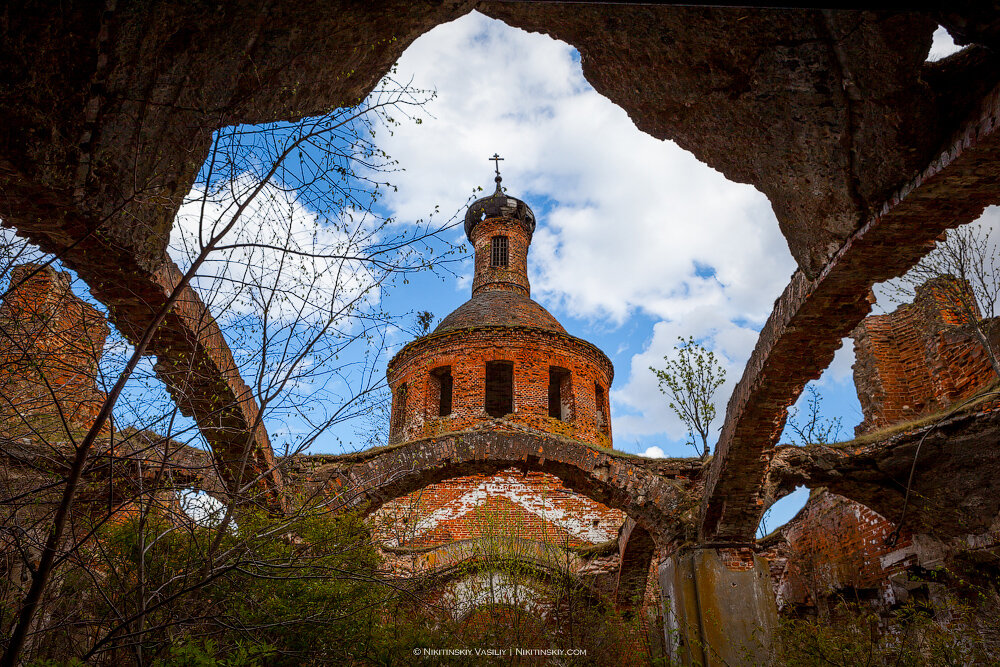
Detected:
left=762, top=488, right=1000, bottom=616
left=0, top=264, right=110, bottom=441
left=764, top=276, right=1000, bottom=616
left=763, top=490, right=912, bottom=613
left=851, top=276, right=998, bottom=435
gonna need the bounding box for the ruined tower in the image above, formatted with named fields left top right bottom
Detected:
left=377, top=168, right=625, bottom=571
left=386, top=171, right=614, bottom=449
left=851, top=275, right=999, bottom=435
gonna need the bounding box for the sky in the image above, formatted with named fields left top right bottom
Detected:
left=367, top=15, right=967, bottom=531
left=376, top=11, right=897, bottom=455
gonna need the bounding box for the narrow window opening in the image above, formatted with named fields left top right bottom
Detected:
left=548, top=366, right=573, bottom=421
left=431, top=366, right=453, bottom=416
left=391, top=382, right=408, bottom=432
left=595, top=383, right=608, bottom=432
left=485, top=361, right=514, bottom=417
left=491, top=235, right=509, bottom=268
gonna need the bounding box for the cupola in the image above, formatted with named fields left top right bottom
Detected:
left=385, top=157, right=614, bottom=449
left=464, top=157, right=536, bottom=297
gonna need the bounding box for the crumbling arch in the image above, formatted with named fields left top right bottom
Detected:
left=2, top=3, right=1000, bottom=543
left=291, top=429, right=702, bottom=547
left=765, top=407, right=1000, bottom=540
left=616, top=518, right=656, bottom=606
left=394, top=556, right=611, bottom=621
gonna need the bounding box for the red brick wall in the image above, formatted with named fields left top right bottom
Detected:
left=470, top=217, right=533, bottom=297
left=378, top=205, right=630, bottom=621
left=387, top=327, right=614, bottom=447
left=0, top=264, right=110, bottom=438
left=373, top=470, right=625, bottom=549
left=763, top=490, right=911, bottom=611
left=852, top=276, right=996, bottom=434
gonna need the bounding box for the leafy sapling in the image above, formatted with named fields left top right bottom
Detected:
left=649, top=336, right=726, bottom=459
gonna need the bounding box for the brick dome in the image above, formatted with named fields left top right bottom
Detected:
left=434, top=290, right=565, bottom=334
left=386, top=178, right=614, bottom=449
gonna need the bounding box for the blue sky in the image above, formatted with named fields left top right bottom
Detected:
left=375, top=11, right=862, bottom=458
left=157, top=12, right=966, bottom=532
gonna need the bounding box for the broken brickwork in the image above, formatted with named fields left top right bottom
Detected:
left=387, top=327, right=614, bottom=447
left=374, top=185, right=645, bottom=618
left=762, top=490, right=913, bottom=612
left=470, top=216, right=533, bottom=297
left=387, top=198, right=614, bottom=448
left=852, top=276, right=998, bottom=435
left=372, top=471, right=624, bottom=548
left=0, top=264, right=110, bottom=438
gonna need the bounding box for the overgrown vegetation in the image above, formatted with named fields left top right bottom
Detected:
left=4, top=506, right=395, bottom=665
left=776, top=580, right=1000, bottom=666
left=370, top=506, right=662, bottom=666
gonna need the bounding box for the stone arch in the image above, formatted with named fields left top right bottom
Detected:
left=395, top=557, right=610, bottom=621
left=293, top=429, right=702, bottom=547
left=616, top=519, right=656, bottom=607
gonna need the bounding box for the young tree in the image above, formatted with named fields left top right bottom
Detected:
left=784, top=385, right=843, bottom=446
left=649, top=336, right=726, bottom=459
left=886, top=222, right=1000, bottom=378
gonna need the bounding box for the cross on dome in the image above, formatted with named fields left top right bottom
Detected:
left=490, top=153, right=504, bottom=190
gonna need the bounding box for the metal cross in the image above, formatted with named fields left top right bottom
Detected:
left=489, top=153, right=504, bottom=177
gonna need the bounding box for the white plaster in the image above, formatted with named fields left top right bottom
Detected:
left=442, top=572, right=547, bottom=621
left=386, top=473, right=619, bottom=547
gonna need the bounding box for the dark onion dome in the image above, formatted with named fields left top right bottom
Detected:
left=434, top=290, right=565, bottom=334
left=464, top=176, right=536, bottom=242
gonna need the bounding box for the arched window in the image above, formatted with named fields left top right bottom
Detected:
left=490, top=235, right=509, bottom=268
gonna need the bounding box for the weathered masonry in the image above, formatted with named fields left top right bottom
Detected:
left=851, top=276, right=999, bottom=434
left=376, top=175, right=640, bottom=618
left=3, top=5, right=1000, bottom=665
left=386, top=175, right=614, bottom=448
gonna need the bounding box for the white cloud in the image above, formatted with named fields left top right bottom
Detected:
left=170, top=176, right=382, bottom=324
left=178, top=489, right=229, bottom=528
left=817, top=338, right=855, bottom=387
left=927, top=26, right=963, bottom=62
left=612, top=316, right=760, bottom=442
left=638, top=446, right=665, bottom=458
left=378, top=12, right=796, bottom=446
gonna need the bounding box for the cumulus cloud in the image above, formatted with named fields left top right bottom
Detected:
left=378, top=12, right=797, bottom=449
left=927, top=26, right=963, bottom=62
left=638, top=446, right=665, bottom=459
left=612, top=316, right=760, bottom=442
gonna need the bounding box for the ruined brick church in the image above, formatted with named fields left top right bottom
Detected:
left=3, top=176, right=1000, bottom=662
left=5, top=5, right=1000, bottom=664
left=373, top=169, right=635, bottom=610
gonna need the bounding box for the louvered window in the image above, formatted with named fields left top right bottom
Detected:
left=491, top=235, right=509, bottom=267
